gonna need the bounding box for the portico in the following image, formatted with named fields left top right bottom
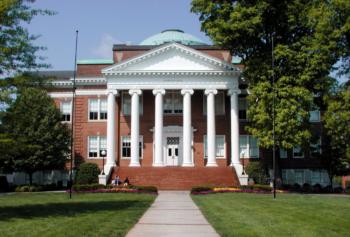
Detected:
left=100, top=42, right=246, bottom=183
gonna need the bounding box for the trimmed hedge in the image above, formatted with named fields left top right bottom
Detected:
left=72, top=183, right=158, bottom=194
left=191, top=186, right=213, bottom=193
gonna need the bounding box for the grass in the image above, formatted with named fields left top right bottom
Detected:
left=0, top=192, right=156, bottom=237
left=192, top=193, right=350, bottom=237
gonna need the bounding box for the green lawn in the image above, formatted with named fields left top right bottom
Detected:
left=0, top=192, right=156, bottom=237
left=192, top=193, right=350, bottom=237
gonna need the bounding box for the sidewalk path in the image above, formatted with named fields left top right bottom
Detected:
left=126, top=191, right=219, bottom=237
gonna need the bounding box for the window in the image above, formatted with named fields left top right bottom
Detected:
left=279, top=148, right=288, bottom=159
left=311, top=170, right=321, bottom=184
left=88, top=98, right=107, bottom=120
left=164, top=91, right=182, bottom=114
left=122, top=92, right=143, bottom=115
left=100, top=99, right=107, bottom=120
left=293, top=146, right=304, bottom=158
left=239, top=97, right=247, bottom=120
left=60, top=101, right=71, bottom=122
left=309, top=110, right=320, bottom=122
left=203, top=91, right=225, bottom=115
left=310, top=138, right=322, bottom=157
left=88, top=136, right=107, bottom=158
left=203, top=135, right=225, bottom=158
left=294, top=170, right=305, bottom=184
left=121, top=136, right=143, bottom=158
left=239, top=135, right=259, bottom=158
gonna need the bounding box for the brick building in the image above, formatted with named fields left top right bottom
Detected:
left=44, top=29, right=329, bottom=189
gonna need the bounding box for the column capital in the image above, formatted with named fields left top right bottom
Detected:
left=129, top=89, right=142, bottom=95
left=228, top=88, right=241, bottom=96
left=106, top=89, right=118, bottom=96
left=152, top=89, right=166, bottom=95
left=181, top=89, right=194, bottom=95
left=204, top=89, right=218, bottom=95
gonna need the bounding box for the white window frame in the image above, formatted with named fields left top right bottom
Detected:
left=164, top=90, right=183, bottom=115
left=309, top=110, right=321, bottom=122
left=203, top=91, right=225, bottom=115
left=60, top=100, right=72, bottom=123
left=293, top=146, right=304, bottom=158
left=310, top=138, right=322, bottom=157
left=120, top=135, right=143, bottom=159
left=203, top=135, right=226, bottom=159
left=239, top=135, right=259, bottom=158
left=88, top=98, right=108, bottom=121
left=121, top=91, right=143, bottom=116
left=87, top=136, right=107, bottom=159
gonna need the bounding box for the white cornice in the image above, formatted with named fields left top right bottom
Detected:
left=49, top=89, right=107, bottom=98
left=104, top=70, right=238, bottom=77
left=102, top=42, right=240, bottom=75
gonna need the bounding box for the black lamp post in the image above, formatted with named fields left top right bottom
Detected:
left=100, top=149, right=107, bottom=175
left=241, top=150, right=246, bottom=175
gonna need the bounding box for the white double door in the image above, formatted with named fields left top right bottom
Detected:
left=166, top=137, right=180, bottom=166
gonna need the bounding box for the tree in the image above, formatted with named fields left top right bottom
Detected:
left=0, top=0, right=53, bottom=75
left=0, top=0, right=54, bottom=106
left=323, top=82, right=350, bottom=187
left=192, top=0, right=350, bottom=176
left=1, top=87, right=70, bottom=185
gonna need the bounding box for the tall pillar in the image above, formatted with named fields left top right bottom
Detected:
left=181, top=89, right=194, bottom=167
left=228, top=89, right=241, bottom=167
left=106, top=89, right=118, bottom=167
left=205, top=89, right=218, bottom=167
left=129, top=89, right=142, bottom=167
left=152, top=89, right=166, bottom=167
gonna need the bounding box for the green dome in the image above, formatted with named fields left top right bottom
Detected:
left=139, top=29, right=207, bottom=46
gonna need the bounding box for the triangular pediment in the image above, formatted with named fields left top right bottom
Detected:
left=102, top=43, right=239, bottom=75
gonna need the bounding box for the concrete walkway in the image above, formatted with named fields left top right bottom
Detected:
left=126, top=191, right=219, bottom=237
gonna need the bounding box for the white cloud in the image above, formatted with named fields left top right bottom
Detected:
left=92, top=34, right=122, bottom=58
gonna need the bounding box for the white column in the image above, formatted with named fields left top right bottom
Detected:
left=228, top=89, right=241, bottom=167
left=106, top=89, right=118, bottom=167
left=181, top=89, right=194, bottom=167
left=205, top=89, right=218, bottom=167
left=129, top=89, right=142, bottom=167
left=152, top=89, right=166, bottom=167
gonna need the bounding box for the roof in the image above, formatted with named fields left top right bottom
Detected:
left=139, top=29, right=207, bottom=46
left=30, top=70, right=74, bottom=80
left=77, top=59, right=113, bottom=65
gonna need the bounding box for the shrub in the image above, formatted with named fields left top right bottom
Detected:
left=291, top=183, right=301, bottom=192
left=191, top=186, right=213, bottom=193
left=312, top=184, right=322, bottom=193
left=333, top=187, right=344, bottom=193
left=322, top=185, right=332, bottom=193
left=75, top=163, right=100, bottom=185
left=73, top=184, right=105, bottom=191
left=241, top=184, right=272, bottom=192
left=281, top=184, right=291, bottom=190
left=302, top=183, right=312, bottom=193
left=15, top=185, right=42, bottom=192
left=0, top=176, right=9, bottom=192
left=133, top=186, right=158, bottom=193
left=245, top=162, right=269, bottom=184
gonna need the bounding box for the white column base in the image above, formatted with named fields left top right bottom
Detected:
left=98, top=174, right=107, bottom=185
left=129, top=162, right=141, bottom=167
left=231, top=163, right=249, bottom=185
left=153, top=163, right=165, bottom=167
left=182, top=163, right=195, bottom=167
left=206, top=161, right=218, bottom=167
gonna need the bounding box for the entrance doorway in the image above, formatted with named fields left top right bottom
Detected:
left=166, top=137, right=180, bottom=166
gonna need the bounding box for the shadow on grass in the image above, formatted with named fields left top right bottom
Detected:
left=0, top=200, right=149, bottom=221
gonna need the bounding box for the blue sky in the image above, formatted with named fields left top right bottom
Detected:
left=27, top=0, right=211, bottom=70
